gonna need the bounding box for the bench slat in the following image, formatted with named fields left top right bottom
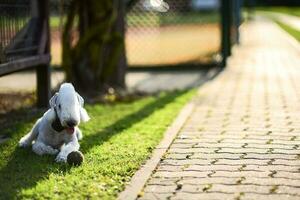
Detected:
left=0, top=54, right=50, bottom=76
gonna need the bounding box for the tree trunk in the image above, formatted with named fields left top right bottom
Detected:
left=102, top=0, right=127, bottom=90
left=62, top=0, right=127, bottom=96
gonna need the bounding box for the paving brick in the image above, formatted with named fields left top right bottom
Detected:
left=156, top=165, right=184, bottom=172
left=153, top=171, right=209, bottom=178
left=139, top=192, right=172, bottom=200
left=161, top=159, right=212, bottom=166
left=164, top=153, right=191, bottom=160
left=168, top=148, right=218, bottom=154
left=242, top=193, right=298, bottom=200
left=243, top=164, right=300, bottom=172
left=209, top=184, right=271, bottom=194
left=243, top=153, right=298, bottom=160
left=212, top=171, right=270, bottom=179
left=191, top=153, right=244, bottom=160
left=276, top=186, right=300, bottom=195
left=273, top=171, right=300, bottom=179
left=242, top=177, right=300, bottom=187
left=147, top=177, right=177, bottom=186
left=185, top=164, right=241, bottom=171
left=171, top=192, right=234, bottom=200
left=215, top=159, right=270, bottom=166
left=144, top=185, right=178, bottom=193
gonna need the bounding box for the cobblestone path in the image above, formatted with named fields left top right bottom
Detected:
left=138, top=20, right=300, bottom=199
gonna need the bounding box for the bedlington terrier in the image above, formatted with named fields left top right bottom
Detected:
left=19, top=83, right=90, bottom=162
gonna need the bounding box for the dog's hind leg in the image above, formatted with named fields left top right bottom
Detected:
left=32, top=141, right=59, bottom=155
left=19, top=119, right=41, bottom=147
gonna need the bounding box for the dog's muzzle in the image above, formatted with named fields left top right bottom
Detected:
left=52, top=108, right=77, bottom=134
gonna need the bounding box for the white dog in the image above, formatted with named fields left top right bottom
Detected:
left=19, top=83, right=90, bottom=162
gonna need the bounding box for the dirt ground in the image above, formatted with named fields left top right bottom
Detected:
left=50, top=29, right=63, bottom=65
left=126, top=24, right=220, bottom=65
left=0, top=92, right=35, bottom=114
left=50, top=24, right=220, bottom=66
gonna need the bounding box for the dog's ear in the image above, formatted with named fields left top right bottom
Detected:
left=49, top=93, right=59, bottom=108
left=46, top=109, right=57, bottom=122
left=76, top=92, right=90, bottom=122
left=47, top=93, right=59, bottom=123
left=76, top=92, right=84, bottom=107
left=80, top=107, right=90, bottom=122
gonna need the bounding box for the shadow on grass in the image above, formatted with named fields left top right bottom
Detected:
left=0, top=107, right=43, bottom=139
left=0, top=90, right=188, bottom=199
left=80, top=90, right=187, bottom=152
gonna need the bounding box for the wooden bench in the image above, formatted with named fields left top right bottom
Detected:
left=0, top=0, right=51, bottom=107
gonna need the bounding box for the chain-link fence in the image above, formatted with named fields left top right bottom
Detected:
left=126, top=0, right=221, bottom=67
left=49, top=0, right=221, bottom=67
left=0, top=0, right=222, bottom=67
left=0, top=0, right=32, bottom=63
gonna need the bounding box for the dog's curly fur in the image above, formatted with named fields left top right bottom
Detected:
left=19, top=83, right=90, bottom=162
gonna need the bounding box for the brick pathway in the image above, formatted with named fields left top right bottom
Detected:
left=136, top=20, right=300, bottom=199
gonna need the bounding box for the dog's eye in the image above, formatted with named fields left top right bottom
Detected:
left=58, top=104, right=61, bottom=110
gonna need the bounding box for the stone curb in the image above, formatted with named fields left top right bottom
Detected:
left=118, top=101, right=195, bottom=200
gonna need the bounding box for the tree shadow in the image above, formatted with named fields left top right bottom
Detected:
left=0, top=106, right=45, bottom=148
left=0, top=148, right=72, bottom=199
left=80, top=90, right=187, bottom=152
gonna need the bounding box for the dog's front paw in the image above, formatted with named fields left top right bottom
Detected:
left=19, top=137, right=31, bottom=148
left=55, top=153, right=67, bottom=163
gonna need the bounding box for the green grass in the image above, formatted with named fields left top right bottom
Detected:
left=255, top=6, right=300, bottom=17
left=275, top=20, right=300, bottom=42
left=50, top=16, right=61, bottom=28
left=0, top=90, right=196, bottom=200
left=0, top=16, right=68, bottom=29
left=49, top=16, right=78, bottom=29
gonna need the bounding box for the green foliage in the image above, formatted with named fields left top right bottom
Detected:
left=50, top=16, right=60, bottom=28
left=0, top=90, right=195, bottom=200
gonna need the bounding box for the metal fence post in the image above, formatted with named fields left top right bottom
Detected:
left=35, top=0, right=51, bottom=108
left=233, top=0, right=242, bottom=44
left=221, top=0, right=234, bottom=67
left=37, top=66, right=51, bottom=108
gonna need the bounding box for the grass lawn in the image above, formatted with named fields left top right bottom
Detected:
left=275, top=20, right=300, bottom=42
left=50, top=16, right=61, bottom=28
left=255, top=7, right=300, bottom=17
left=0, top=90, right=195, bottom=200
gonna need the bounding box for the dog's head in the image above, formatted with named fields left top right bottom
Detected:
left=48, top=83, right=90, bottom=133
